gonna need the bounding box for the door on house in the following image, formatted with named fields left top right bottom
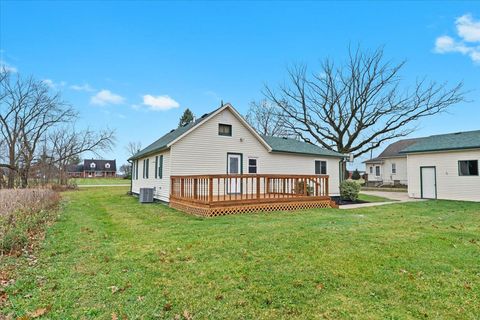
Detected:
left=420, top=167, right=436, bottom=199
left=227, top=153, right=242, bottom=194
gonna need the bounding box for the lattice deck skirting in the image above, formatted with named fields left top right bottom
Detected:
left=170, top=199, right=337, bottom=217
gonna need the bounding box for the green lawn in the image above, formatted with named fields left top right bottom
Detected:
left=71, top=177, right=129, bottom=185
left=358, top=193, right=395, bottom=203
left=2, top=188, right=479, bottom=319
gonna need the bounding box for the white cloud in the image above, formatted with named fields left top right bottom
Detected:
left=70, top=83, right=95, bottom=92
left=90, top=89, right=125, bottom=106
left=434, top=14, right=480, bottom=64
left=42, top=79, right=66, bottom=89
left=456, top=14, right=480, bottom=42
left=0, top=60, right=17, bottom=73
left=142, top=94, right=179, bottom=111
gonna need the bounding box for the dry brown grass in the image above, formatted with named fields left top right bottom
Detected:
left=0, top=189, right=60, bottom=254
left=0, top=189, right=59, bottom=217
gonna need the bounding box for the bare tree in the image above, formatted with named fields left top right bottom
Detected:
left=264, top=47, right=465, bottom=164
left=125, top=141, right=142, bottom=158
left=47, top=127, right=115, bottom=184
left=0, top=69, right=76, bottom=187
left=119, top=163, right=131, bottom=177
left=245, top=99, right=294, bottom=137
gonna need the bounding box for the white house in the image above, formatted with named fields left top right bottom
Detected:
left=364, top=139, right=420, bottom=187
left=129, top=103, right=345, bottom=215
left=401, top=130, right=480, bottom=202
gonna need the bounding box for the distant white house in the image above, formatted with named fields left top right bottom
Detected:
left=364, top=139, right=420, bottom=187
left=129, top=103, right=345, bottom=204
left=401, top=130, right=480, bottom=202
left=365, top=130, right=480, bottom=202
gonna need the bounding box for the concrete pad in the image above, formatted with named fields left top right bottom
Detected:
left=339, top=190, right=424, bottom=209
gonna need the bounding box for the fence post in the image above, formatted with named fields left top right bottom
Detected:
left=256, top=176, right=260, bottom=199
left=209, top=177, right=213, bottom=203
left=194, top=178, right=198, bottom=200
left=325, top=176, right=329, bottom=196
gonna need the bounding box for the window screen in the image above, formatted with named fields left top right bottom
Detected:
left=315, top=160, right=327, bottom=175
left=248, top=158, right=257, bottom=174
left=459, top=160, right=478, bottom=176
left=218, top=124, right=232, bottom=136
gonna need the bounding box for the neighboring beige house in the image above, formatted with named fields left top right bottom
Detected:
left=129, top=103, right=345, bottom=203
left=401, top=130, right=480, bottom=202
left=364, top=139, right=420, bottom=187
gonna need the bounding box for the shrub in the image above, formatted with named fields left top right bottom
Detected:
left=351, top=169, right=361, bottom=180
left=340, top=180, right=361, bottom=202
left=0, top=188, right=60, bottom=254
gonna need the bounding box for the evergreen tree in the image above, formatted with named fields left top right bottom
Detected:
left=179, top=109, right=195, bottom=127
left=351, top=169, right=361, bottom=180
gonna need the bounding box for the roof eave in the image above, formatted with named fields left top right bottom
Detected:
left=400, top=146, right=480, bottom=154
left=270, top=150, right=345, bottom=158
left=128, top=146, right=170, bottom=161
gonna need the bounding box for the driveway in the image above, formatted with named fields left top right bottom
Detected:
left=360, top=191, right=412, bottom=202
left=340, top=190, right=423, bottom=209
left=77, top=184, right=130, bottom=187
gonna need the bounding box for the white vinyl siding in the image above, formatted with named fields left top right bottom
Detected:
left=366, top=157, right=408, bottom=185
left=131, top=150, right=171, bottom=202
left=169, top=108, right=341, bottom=198
left=407, top=149, right=480, bottom=202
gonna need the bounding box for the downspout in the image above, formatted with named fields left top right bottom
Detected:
left=128, top=159, right=133, bottom=194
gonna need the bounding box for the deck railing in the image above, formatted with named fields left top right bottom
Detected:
left=170, top=174, right=329, bottom=206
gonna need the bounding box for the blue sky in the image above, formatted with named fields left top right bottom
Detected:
left=1, top=1, right=479, bottom=170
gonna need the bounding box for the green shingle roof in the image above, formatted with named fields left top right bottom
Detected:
left=129, top=105, right=345, bottom=160
left=400, top=130, right=480, bottom=153
left=261, top=135, right=344, bottom=157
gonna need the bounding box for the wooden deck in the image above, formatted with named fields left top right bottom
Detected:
left=170, top=174, right=336, bottom=217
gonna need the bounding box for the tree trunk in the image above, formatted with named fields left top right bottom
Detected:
left=20, top=166, right=29, bottom=188
left=7, top=147, right=15, bottom=188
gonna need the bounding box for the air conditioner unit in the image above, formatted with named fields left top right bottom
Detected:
left=139, top=188, right=154, bottom=203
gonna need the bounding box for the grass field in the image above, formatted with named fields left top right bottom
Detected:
left=70, top=177, right=129, bottom=185
left=358, top=193, right=395, bottom=203
left=1, top=187, right=479, bottom=319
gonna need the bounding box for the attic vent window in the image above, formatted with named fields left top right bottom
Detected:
left=219, top=124, right=232, bottom=136
left=105, top=163, right=110, bottom=169
left=90, top=162, right=96, bottom=169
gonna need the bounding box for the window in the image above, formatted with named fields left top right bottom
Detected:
left=248, top=158, right=257, bottom=174
left=218, top=123, right=232, bottom=136
left=369, top=166, right=373, bottom=174
left=90, top=162, right=96, bottom=169
left=158, top=155, right=163, bottom=179
left=375, top=166, right=380, bottom=176
left=135, top=160, right=139, bottom=180
left=146, top=159, right=149, bottom=178
left=459, top=160, right=479, bottom=176
left=315, top=160, right=327, bottom=175
left=143, top=159, right=149, bottom=179
left=105, top=162, right=110, bottom=169
left=391, top=163, right=396, bottom=174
